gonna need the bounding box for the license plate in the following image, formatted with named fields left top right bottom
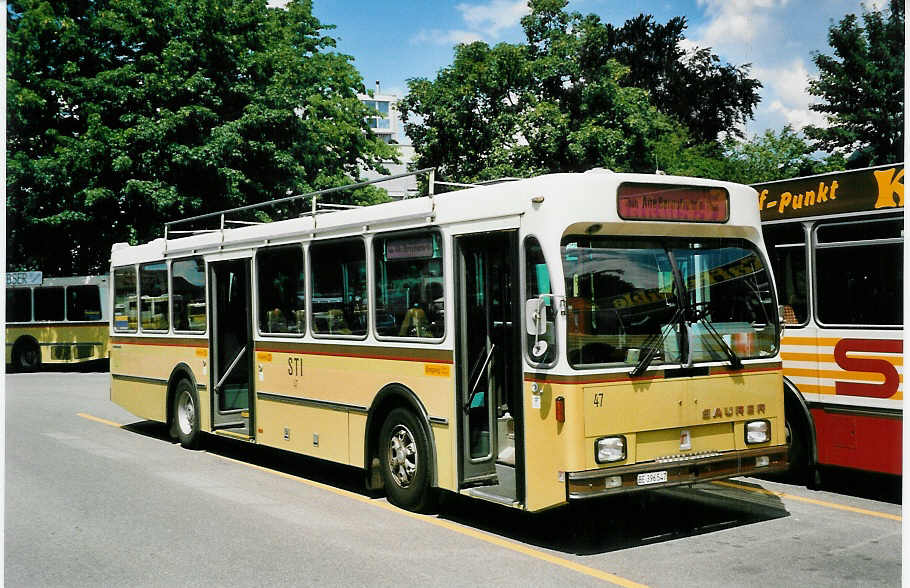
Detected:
left=636, top=471, right=668, bottom=486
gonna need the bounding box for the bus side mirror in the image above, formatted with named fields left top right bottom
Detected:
left=525, top=298, right=547, bottom=336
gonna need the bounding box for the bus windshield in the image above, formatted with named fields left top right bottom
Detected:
left=561, top=235, right=779, bottom=369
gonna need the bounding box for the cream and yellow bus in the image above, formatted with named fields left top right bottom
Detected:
left=109, top=169, right=787, bottom=512
left=6, top=273, right=111, bottom=371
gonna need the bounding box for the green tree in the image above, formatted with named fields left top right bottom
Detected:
left=400, top=0, right=763, bottom=185
left=7, top=0, right=394, bottom=274
left=804, top=0, right=904, bottom=166
left=722, top=126, right=845, bottom=184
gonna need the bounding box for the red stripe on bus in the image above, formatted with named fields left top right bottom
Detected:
left=254, top=346, right=455, bottom=364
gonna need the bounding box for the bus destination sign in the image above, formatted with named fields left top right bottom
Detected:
left=6, top=271, right=43, bottom=286
left=753, top=163, right=904, bottom=222
left=617, top=184, right=729, bottom=222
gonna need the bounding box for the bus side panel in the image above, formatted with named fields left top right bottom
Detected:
left=523, top=380, right=588, bottom=512
left=7, top=323, right=109, bottom=364
left=811, top=408, right=902, bottom=474
left=253, top=346, right=456, bottom=490
left=781, top=328, right=902, bottom=475
left=110, top=339, right=210, bottom=429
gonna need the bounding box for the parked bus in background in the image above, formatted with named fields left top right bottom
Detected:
left=754, top=163, right=903, bottom=482
left=109, top=169, right=787, bottom=513
left=6, top=273, right=111, bottom=372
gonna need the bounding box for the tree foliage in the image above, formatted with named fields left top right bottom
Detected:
left=399, top=0, right=762, bottom=184
left=804, top=0, right=904, bottom=166
left=7, top=0, right=394, bottom=274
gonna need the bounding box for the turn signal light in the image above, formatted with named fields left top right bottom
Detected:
left=555, top=396, right=565, bottom=423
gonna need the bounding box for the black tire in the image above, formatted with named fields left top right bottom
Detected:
left=785, top=410, right=811, bottom=486
left=173, top=379, right=202, bottom=449
left=378, top=408, right=436, bottom=512
left=12, top=339, right=41, bottom=373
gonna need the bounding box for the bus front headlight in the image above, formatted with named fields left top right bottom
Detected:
left=745, top=420, right=770, bottom=444
left=595, top=436, right=626, bottom=463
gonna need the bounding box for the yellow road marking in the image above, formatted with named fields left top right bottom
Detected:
left=711, top=480, right=901, bottom=522
left=75, top=411, right=645, bottom=586
left=210, top=452, right=648, bottom=587
left=77, top=412, right=124, bottom=428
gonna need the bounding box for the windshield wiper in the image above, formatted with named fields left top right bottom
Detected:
left=630, top=305, right=684, bottom=377
left=688, top=303, right=743, bottom=370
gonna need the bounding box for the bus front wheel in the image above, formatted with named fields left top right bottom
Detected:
left=379, top=408, right=435, bottom=512
left=12, top=339, right=40, bottom=373
left=173, top=379, right=202, bottom=449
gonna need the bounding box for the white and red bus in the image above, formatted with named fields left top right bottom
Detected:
left=755, top=163, right=903, bottom=481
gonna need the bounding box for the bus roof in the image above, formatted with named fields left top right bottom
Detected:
left=111, top=170, right=762, bottom=267
left=752, top=162, right=904, bottom=223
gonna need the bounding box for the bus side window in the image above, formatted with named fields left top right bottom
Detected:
left=172, top=257, right=206, bottom=332
left=67, top=285, right=102, bottom=321
left=140, top=262, right=170, bottom=332
left=6, top=289, right=32, bottom=322
left=257, top=245, right=305, bottom=336
left=34, top=286, right=65, bottom=321
left=763, top=223, right=808, bottom=325
left=113, top=266, right=138, bottom=332
left=525, top=236, right=556, bottom=364
left=310, top=239, right=368, bottom=337
left=374, top=231, right=444, bottom=339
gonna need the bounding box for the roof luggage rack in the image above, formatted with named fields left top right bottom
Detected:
left=163, top=168, right=525, bottom=240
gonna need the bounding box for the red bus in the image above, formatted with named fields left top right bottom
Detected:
left=755, top=163, right=903, bottom=481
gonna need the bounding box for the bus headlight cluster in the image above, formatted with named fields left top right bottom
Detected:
left=595, top=436, right=626, bottom=463
left=745, top=420, right=770, bottom=444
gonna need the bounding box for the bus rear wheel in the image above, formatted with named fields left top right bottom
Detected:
left=173, top=379, right=202, bottom=449
left=12, top=339, right=40, bottom=373
left=379, top=408, right=435, bottom=512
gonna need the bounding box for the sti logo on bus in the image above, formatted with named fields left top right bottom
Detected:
left=703, top=404, right=765, bottom=420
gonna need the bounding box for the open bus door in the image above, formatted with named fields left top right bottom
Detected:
left=209, top=259, right=254, bottom=439
left=455, top=231, right=525, bottom=505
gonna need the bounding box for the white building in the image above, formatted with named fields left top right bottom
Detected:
left=358, top=85, right=418, bottom=199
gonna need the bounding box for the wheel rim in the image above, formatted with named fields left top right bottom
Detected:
left=177, top=390, right=195, bottom=436
left=20, top=347, right=38, bottom=368
left=387, top=424, right=418, bottom=488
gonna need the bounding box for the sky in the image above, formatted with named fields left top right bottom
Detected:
left=308, top=0, right=885, bottom=142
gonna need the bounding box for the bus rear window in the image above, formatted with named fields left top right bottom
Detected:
left=34, top=287, right=65, bottom=321
left=67, top=285, right=102, bottom=321
left=6, top=289, right=31, bottom=322
left=140, top=262, right=169, bottom=331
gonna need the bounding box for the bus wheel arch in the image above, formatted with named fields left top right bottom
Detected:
left=783, top=377, right=817, bottom=485
left=166, top=364, right=201, bottom=445
left=11, top=336, right=41, bottom=372
left=364, top=384, right=438, bottom=504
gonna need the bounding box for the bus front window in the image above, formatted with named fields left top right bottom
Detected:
left=561, top=236, right=779, bottom=369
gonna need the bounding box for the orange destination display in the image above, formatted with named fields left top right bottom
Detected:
left=617, top=183, right=729, bottom=222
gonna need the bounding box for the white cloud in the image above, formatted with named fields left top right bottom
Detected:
left=690, top=0, right=788, bottom=56
left=413, top=0, right=529, bottom=46
left=411, top=29, right=485, bottom=46
left=456, top=0, right=530, bottom=37
left=755, top=60, right=827, bottom=129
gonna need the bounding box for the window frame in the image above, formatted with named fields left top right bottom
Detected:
left=308, top=237, right=370, bottom=341
left=812, top=215, right=903, bottom=329
left=6, top=287, right=33, bottom=323
left=522, top=234, right=558, bottom=369
left=372, top=228, right=446, bottom=344
left=138, top=261, right=171, bottom=333
left=33, top=286, right=66, bottom=322
left=66, top=284, right=103, bottom=323
left=171, top=256, right=209, bottom=335
left=256, top=244, right=306, bottom=338
left=762, top=221, right=811, bottom=328
left=113, top=265, right=139, bottom=334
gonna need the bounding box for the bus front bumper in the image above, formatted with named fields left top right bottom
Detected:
left=566, top=445, right=788, bottom=499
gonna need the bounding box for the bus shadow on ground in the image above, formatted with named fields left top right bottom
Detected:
left=122, top=420, right=789, bottom=556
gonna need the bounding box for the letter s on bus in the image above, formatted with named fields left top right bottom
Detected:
left=833, top=338, right=902, bottom=399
